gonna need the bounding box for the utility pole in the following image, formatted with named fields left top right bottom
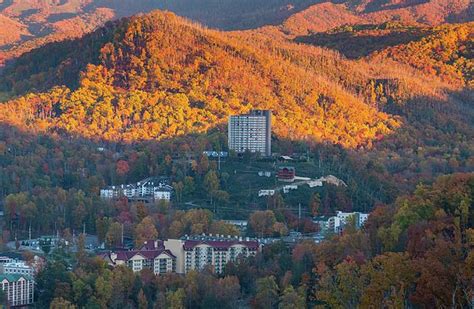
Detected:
left=121, top=223, right=124, bottom=247
left=217, top=127, right=222, bottom=171
left=298, top=203, right=301, bottom=233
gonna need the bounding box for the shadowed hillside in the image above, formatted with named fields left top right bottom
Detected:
left=295, top=22, right=473, bottom=86
left=0, top=0, right=472, bottom=65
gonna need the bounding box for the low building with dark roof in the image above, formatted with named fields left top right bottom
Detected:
left=100, top=240, right=176, bottom=275
left=277, top=166, right=296, bottom=182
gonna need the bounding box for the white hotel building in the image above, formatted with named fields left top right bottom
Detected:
left=228, top=110, right=272, bottom=157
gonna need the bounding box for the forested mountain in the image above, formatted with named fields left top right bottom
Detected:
left=0, top=0, right=472, bottom=65
left=0, top=4, right=473, bottom=308
left=0, top=11, right=401, bottom=148
left=0, top=9, right=472, bottom=206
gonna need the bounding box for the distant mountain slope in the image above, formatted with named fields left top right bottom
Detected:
left=0, top=14, right=30, bottom=46
left=295, top=22, right=473, bottom=86
left=282, top=0, right=473, bottom=35
left=0, top=0, right=318, bottom=64
left=0, top=0, right=472, bottom=65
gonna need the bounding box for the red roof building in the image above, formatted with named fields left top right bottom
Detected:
left=100, top=237, right=261, bottom=275
left=277, top=166, right=295, bottom=182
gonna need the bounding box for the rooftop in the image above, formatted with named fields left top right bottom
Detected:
left=103, top=176, right=171, bottom=191
left=183, top=239, right=259, bottom=250
left=0, top=273, right=33, bottom=282
left=4, top=262, right=31, bottom=268
left=231, top=109, right=272, bottom=117
left=278, top=166, right=295, bottom=171
left=113, top=249, right=176, bottom=261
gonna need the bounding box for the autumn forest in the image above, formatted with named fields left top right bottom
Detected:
left=0, top=0, right=473, bottom=308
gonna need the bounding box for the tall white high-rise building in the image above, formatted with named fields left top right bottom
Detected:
left=228, top=110, right=272, bottom=156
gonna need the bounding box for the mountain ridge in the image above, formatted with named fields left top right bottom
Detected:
left=0, top=0, right=472, bottom=65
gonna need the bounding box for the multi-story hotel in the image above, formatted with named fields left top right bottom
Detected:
left=0, top=274, right=34, bottom=307
left=165, top=236, right=260, bottom=274
left=101, top=236, right=261, bottom=275
left=228, top=110, right=272, bottom=156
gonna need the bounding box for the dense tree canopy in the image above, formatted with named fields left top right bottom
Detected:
left=28, top=173, right=473, bottom=308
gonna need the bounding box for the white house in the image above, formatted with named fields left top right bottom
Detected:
left=223, top=220, right=248, bottom=231
left=258, top=190, right=275, bottom=197
left=0, top=256, right=14, bottom=265
left=283, top=185, right=298, bottom=194
left=307, top=180, right=323, bottom=187
left=153, top=185, right=173, bottom=201
left=100, top=187, right=116, bottom=198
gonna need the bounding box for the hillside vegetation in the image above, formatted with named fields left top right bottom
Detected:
left=373, top=23, right=474, bottom=87
left=0, top=11, right=401, bottom=148
left=0, top=4, right=473, bottom=309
